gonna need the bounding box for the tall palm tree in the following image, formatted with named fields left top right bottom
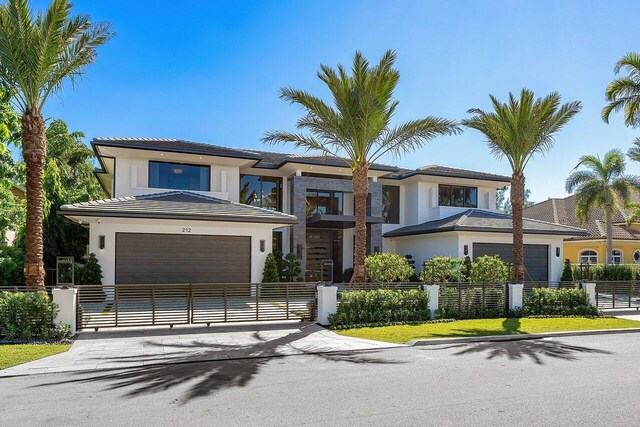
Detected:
left=566, top=150, right=639, bottom=265
left=0, top=0, right=113, bottom=288
left=463, top=89, right=581, bottom=283
left=602, top=52, right=640, bottom=127
left=627, top=137, right=640, bottom=162
left=263, top=50, right=460, bottom=282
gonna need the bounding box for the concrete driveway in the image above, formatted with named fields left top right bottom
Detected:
left=0, top=321, right=401, bottom=376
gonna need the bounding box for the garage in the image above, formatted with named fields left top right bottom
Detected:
left=473, top=243, right=549, bottom=282
left=115, top=233, right=251, bottom=284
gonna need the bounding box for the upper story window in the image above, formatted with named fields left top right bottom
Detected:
left=240, top=175, right=282, bottom=211
left=438, top=185, right=477, bottom=208
left=149, top=161, right=210, bottom=192
left=306, top=190, right=344, bottom=216
left=579, top=250, right=598, bottom=264
left=383, top=185, right=400, bottom=224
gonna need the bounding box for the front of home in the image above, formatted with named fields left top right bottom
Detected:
left=525, top=195, right=640, bottom=265
left=59, top=137, right=586, bottom=285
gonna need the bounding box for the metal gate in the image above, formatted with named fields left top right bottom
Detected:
left=594, top=281, right=640, bottom=309
left=76, top=282, right=317, bottom=330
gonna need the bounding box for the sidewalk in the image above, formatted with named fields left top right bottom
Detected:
left=0, top=321, right=402, bottom=376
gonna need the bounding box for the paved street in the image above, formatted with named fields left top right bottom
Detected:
left=1, top=332, right=639, bottom=426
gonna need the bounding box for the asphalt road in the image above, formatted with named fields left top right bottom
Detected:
left=1, top=332, right=639, bottom=426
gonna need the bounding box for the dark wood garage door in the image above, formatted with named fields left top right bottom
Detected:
left=115, top=233, right=251, bottom=284
left=473, top=243, right=549, bottom=282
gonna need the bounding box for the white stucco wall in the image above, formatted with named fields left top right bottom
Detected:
left=86, top=217, right=282, bottom=284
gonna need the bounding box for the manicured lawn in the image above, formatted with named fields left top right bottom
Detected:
left=0, top=344, right=71, bottom=370
left=335, top=318, right=640, bottom=344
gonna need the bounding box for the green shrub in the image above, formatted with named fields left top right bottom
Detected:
left=365, top=253, right=413, bottom=283
left=0, top=245, right=25, bottom=287
left=573, top=264, right=640, bottom=281
left=420, top=256, right=462, bottom=283
left=524, top=288, right=598, bottom=316
left=261, top=253, right=280, bottom=283
left=76, top=253, right=103, bottom=285
left=460, top=256, right=472, bottom=282
left=560, top=259, right=573, bottom=282
left=281, top=252, right=303, bottom=282
left=0, top=291, right=70, bottom=340
left=329, top=289, right=431, bottom=326
left=470, top=255, right=509, bottom=283
left=436, top=285, right=506, bottom=319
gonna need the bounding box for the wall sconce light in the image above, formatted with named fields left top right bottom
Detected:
left=556, top=247, right=560, bottom=258
left=463, top=245, right=469, bottom=256
left=99, top=235, right=105, bottom=250
left=260, top=239, right=265, bottom=252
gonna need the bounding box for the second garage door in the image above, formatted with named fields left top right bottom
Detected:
left=115, top=233, right=251, bottom=284
left=473, top=243, right=549, bottom=282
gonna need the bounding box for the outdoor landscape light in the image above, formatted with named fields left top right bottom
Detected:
left=99, top=235, right=105, bottom=250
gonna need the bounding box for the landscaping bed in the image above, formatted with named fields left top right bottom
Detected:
left=334, top=317, right=640, bottom=344
left=0, top=344, right=71, bottom=370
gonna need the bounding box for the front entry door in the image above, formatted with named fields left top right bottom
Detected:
left=306, top=229, right=343, bottom=282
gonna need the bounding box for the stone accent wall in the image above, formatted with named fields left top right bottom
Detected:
left=290, top=175, right=383, bottom=276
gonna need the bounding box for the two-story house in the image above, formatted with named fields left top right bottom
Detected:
left=59, top=137, right=586, bottom=285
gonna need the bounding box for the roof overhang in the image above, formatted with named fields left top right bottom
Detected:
left=385, top=226, right=588, bottom=238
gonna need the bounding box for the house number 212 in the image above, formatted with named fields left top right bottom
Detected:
left=182, top=227, right=192, bottom=233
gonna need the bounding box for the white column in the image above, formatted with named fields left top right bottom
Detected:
left=424, top=284, right=440, bottom=318
left=52, top=288, right=78, bottom=335
left=582, top=282, right=597, bottom=306
left=317, top=285, right=337, bottom=326
left=508, top=283, right=524, bottom=311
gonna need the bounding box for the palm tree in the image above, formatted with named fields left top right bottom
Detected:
left=566, top=150, right=639, bottom=265
left=463, top=89, right=581, bottom=283
left=627, top=137, right=640, bottom=162
left=602, top=52, right=640, bottom=127
left=263, top=50, right=460, bottom=282
left=0, top=0, right=113, bottom=288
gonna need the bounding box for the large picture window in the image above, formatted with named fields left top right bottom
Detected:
left=306, top=190, right=344, bottom=216
left=438, top=185, right=477, bottom=208
left=149, top=161, right=210, bottom=191
left=382, top=185, right=400, bottom=224
left=240, top=175, right=282, bottom=211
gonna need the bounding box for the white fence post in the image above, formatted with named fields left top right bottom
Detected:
left=582, top=282, right=597, bottom=306
left=317, top=285, right=337, bottom=326
left=52, top=287, right=78, bottom=335
left=508, top=283, right=524, bottom=311
left=424, top=285, right=440, bottom=318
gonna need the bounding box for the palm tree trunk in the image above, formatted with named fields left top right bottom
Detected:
left=511, top=172, right=525, bottom=283
left=352, top=163, right=369, bottom=282
left=605, top=206, right=613, bottom=265
left=22, top=107, right=46, bottom=290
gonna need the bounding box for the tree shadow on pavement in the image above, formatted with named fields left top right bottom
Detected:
left=33, top=324, right=402, bottom=404
left=440, top=338, right=612, bottom=365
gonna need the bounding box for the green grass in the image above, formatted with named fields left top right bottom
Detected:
left=335, top=317, right=640, bottom=344
left=0, top=344, right=71, bottom=370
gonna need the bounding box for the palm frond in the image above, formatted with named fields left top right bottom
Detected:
left=603, top=52, right=640, bottom=126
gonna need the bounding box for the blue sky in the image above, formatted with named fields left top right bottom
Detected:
left=24, top=0, right=640, bottom=200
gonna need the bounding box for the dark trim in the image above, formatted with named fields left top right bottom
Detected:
left=58, top=209, right=298, bottom=225
left=93, top=154, right=116, bottom=197
left=382, top=170, right=511, bottom=183
left=275, top=158, right=398, bottom=172
left=384, top=225, right=587, bottom=238
left=148, top=160, right=212, bottom=192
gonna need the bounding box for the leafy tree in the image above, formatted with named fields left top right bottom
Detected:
left=281, top=252, right=302, bottom=282
left=420, top=256, right=462, bottom=283
left=0, top=244, right=24, bottom=286
left=470, top=255, right=509, bottom=283
left=365, top=253, right=413, bottom=283
left=566, top=150, right=639, bottom=265
left=0, top=0, right=113, bottom=288
left=263, top=50, right=460, bottom=281
left=602, top=52, right=640, bottom=127
left=463, top=89, right=581, bottom=282
left=76, top=253, right=102, bottom=285
left=0, top=150, right=25, bottom=241
left=261, top=253, right=280, bottom=283
left=496, top=187, right=535, bottom=214
left=561, top=259, right=573, bottom=282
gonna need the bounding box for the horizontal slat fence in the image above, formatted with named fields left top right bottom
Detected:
left=594, top=281, right=640, bottom=309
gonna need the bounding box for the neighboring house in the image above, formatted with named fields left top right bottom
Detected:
left=58, top=138, right=586, bottom=285
left=525, top=194, right=640, bottom=265
left=2, top=184, right=25, bottom=246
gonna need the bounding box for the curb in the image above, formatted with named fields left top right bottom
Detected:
left=406, top=327, right=640, bottom=346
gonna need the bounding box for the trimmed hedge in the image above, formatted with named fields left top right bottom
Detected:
left=573, top=264, right=640, bottom=281
left=0, top=291, right=70, bottom=341
left=524, top=288, right=599, bottom=316
left=329, top=289, right=431, bottom=326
